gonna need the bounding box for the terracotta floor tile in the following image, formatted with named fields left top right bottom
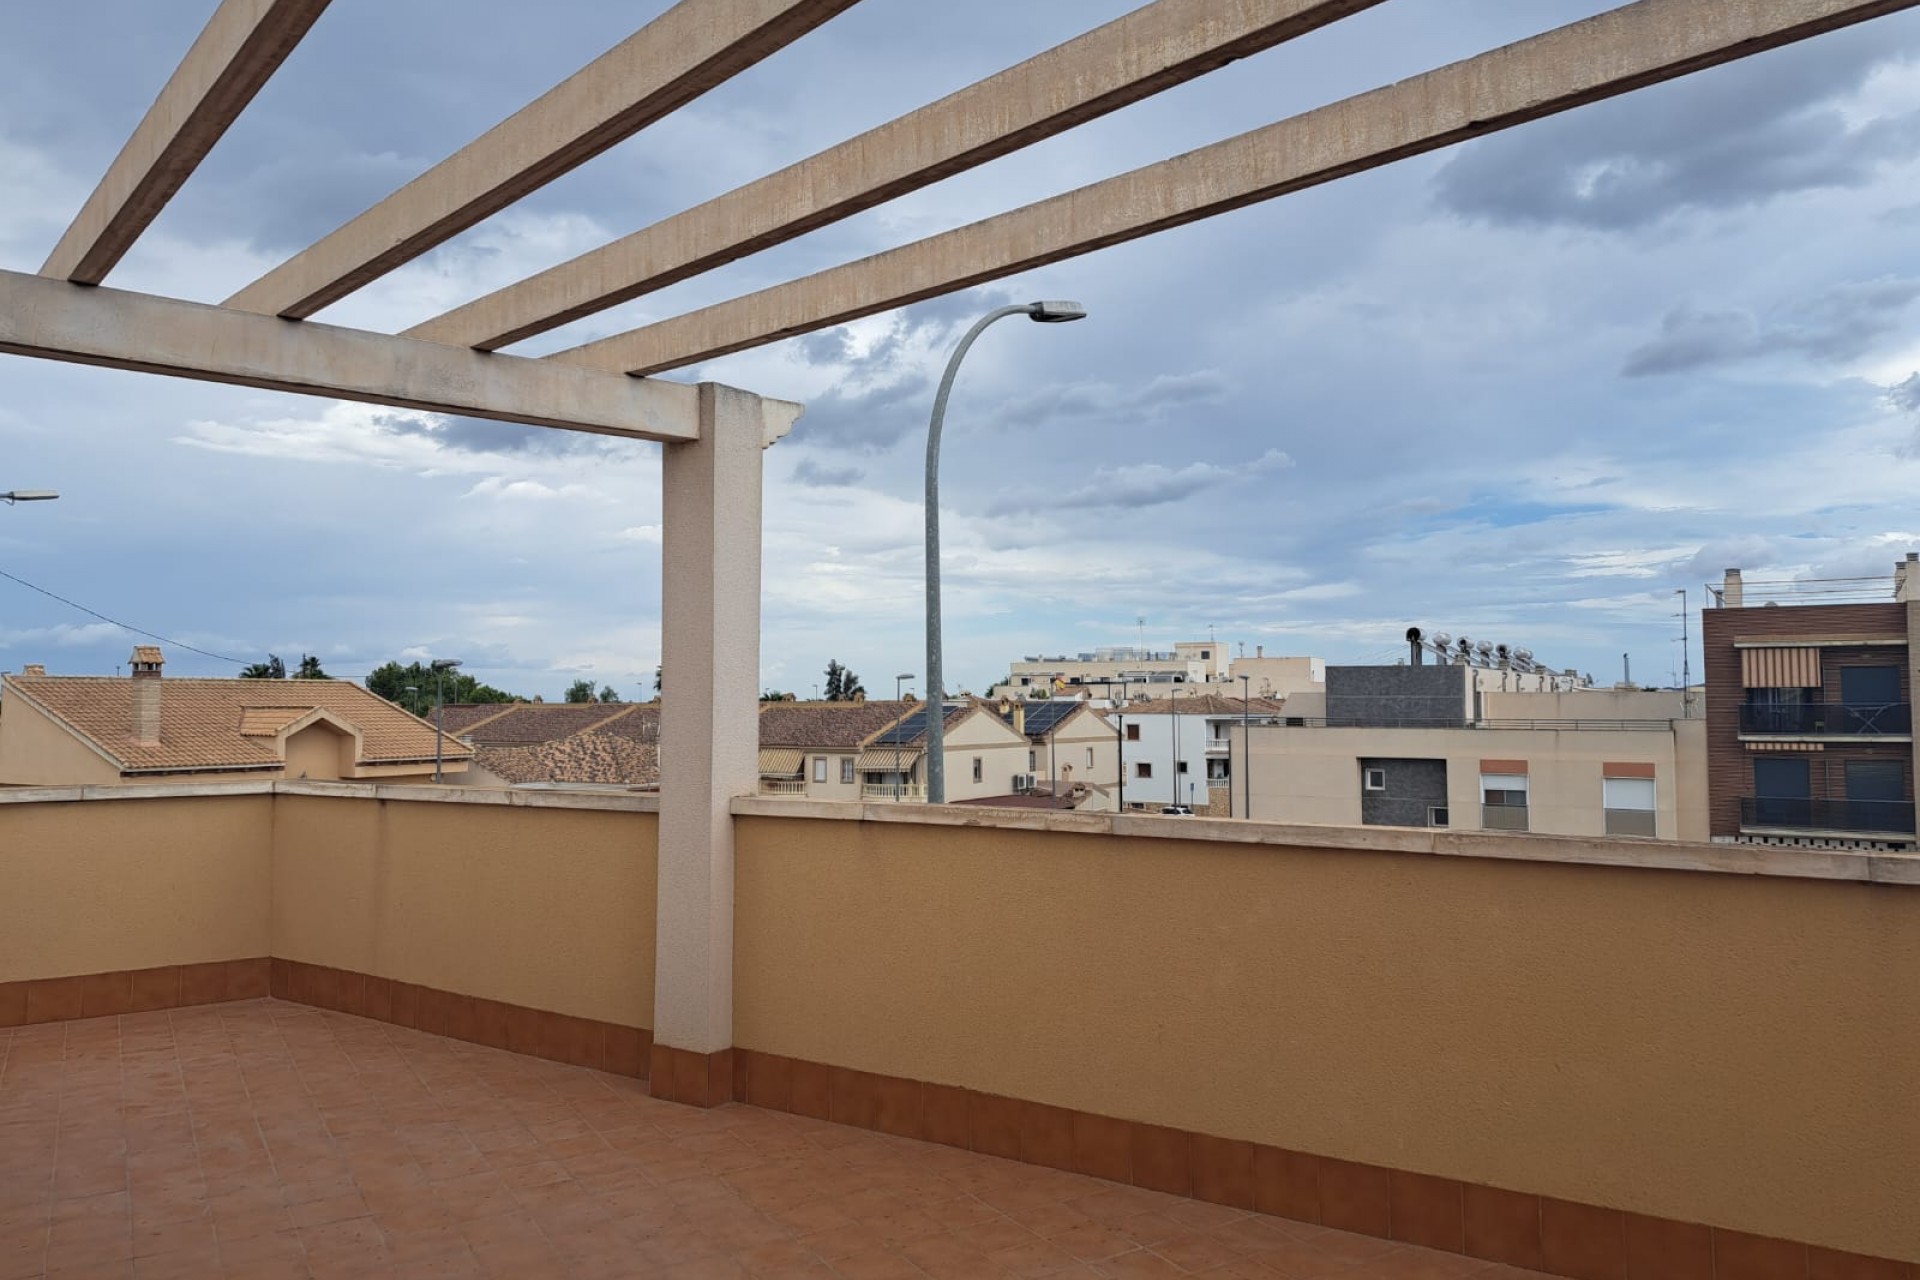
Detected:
left=0, top=1000, right=1640, bottom=1280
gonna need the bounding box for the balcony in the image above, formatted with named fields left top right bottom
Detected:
left=1739, top=701, right=1912, bottom=737
left=757, top=777, right=808, bottom=795
left=859, top=782, right=924, bottom=800
left=2, top=782, right=1917, bottom=1275
left=1740, top=795, right=1918, bottom=837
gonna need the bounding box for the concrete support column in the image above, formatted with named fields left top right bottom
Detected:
left=652, top=382, right=764, bottom=1106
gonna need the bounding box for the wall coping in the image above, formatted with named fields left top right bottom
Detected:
left=1, top=781, right=1910, bottom=885
left=0, top=779, right=660, bottom=814
left=730, top=795, right=1920, bottom=887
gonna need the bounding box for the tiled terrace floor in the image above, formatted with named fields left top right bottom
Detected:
left=0, top=1001, right=1555, bottom=1280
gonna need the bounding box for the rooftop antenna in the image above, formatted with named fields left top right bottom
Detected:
left=1137, top=615, right=1146, bottom=658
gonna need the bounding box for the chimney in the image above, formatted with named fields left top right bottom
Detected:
left=129, top=646, right=164, bottom=744
left=1722, top=568, right=1744, bottom=608
left=1898, top=552, right=1920, bottom=604
left=1012, top=703, right=1026, bottom=737
left=20, top=664, right=45, bottom=678
left=1256, top=645, right=1264, bottom=658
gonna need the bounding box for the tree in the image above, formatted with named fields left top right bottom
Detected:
left=292, top=654, right=330, bottom=680
left=653, top=665, right=663, bottom=699
left=565, top=678, right=596, bottom=703
left=240, top=655, right=286, bottom=680
left=366, top=661, right=522, bottom=718
left=761, top=690, right=794, bottom=702
left=598, top=685, right=619, bottom=702
left=822, top=659, right=864, bottom=701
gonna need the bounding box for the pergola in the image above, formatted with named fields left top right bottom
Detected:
left=0, top=0, right=1909, bottom=1088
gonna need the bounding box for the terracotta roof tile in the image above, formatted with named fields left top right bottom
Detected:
left=3, top=673, right=471, bottom=774
left=456, top=703, right=642, bottom=747
left=757, top=701, right=913, bottom=750
left=1121, top=694, right=1287, bottom=716
left=475, top=731, right=658, bottom=787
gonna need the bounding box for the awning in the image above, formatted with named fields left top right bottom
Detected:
left=1747, top=741, right=1823, bottom=752
left=1740, top=647, right=1820, bottom=688
left=758, top=748, right=804, bottom=777
left=855, top=748, right=921, bottom=773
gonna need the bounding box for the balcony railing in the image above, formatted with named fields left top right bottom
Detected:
left=1739, top=702, right=1911, bottom=736
left=758, top=778, right=808, bottom=795
left=1740, top=796, right=1917, bottom=836
left=860, top=783, right=925, bottom=800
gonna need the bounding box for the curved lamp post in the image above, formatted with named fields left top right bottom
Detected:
left=925, top=301, right=1086, bottom=804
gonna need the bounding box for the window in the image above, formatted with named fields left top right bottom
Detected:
left=1363, top=767, right=1386, bottom=791
left=1085, top=747, right=1094, bottom=768
left=1028, top=750, right=1037, bottom=771
left=1176, top=760, right=1188, bottom=774
left=1604, top=776, right=1656, bottom=837
left=1744, top=686, right=1811, bottom=733
left=840, top=757, right=854, bottom=784
left=1200, top=649, right=1210, bottom=660
left=1428, top=806, right=1450, bottom=828
left=1126, top=724, right=1141, bottom=741
left=1481, top=773, right=1528, bottom=831
left=1136, top=762, right=1153, bottom=779
left=812, top=757, right=827, bottom=783
left=972, top=757, right=982, bottom=783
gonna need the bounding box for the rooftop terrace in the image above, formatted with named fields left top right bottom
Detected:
left=2, top=783, right=1914, bottom=1279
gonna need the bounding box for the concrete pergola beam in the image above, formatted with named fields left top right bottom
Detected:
left=403, top=0, right=1386, bottom=352
left=548, top=0, right=1918, bottom=376
left=222, top=0, right=859, bottom=321
left=0, top=269, right=702, bottom=442
left=39, top=0, right=331, bottom=285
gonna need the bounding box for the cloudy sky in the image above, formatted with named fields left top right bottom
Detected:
left=2, top=1, right=1918, bottom=700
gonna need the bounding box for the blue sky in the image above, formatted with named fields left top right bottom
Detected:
left=2, top=1, right=1918, bottom=699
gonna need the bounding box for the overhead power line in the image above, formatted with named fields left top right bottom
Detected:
left=0, top=565, right=248, bottom=666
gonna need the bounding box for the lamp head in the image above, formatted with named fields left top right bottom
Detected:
left=430, top=658, right=462, bottom=672
left=896, top=673, right=915, bottom=680
left=1025, top=301, right=1087, bottom=324
left=1, top=490, right=58, bottom=504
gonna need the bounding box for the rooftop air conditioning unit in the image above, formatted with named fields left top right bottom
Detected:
left=1012, top=773, right=1036, bottom=792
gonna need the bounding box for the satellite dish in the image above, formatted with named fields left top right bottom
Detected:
left=1406, top=626, right=1423, bottom=644
left=1431, top=632, right=1451, bottom=649
left=1514, top=648, right=1533, bottom=664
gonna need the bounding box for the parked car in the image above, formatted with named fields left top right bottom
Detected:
left=1161, top=805, right=1194, bottom=816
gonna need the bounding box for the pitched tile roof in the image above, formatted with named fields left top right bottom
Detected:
left=454, top=703, right=641, bottom=747
left=2, top=671, right=471, bottom=774
left=474, top=731, right=659, bottom=787
left=437, top=703, right=523, bottom=736
left=590, top=704, right=658, bottom=745
left=1120, top=694, right=1288, bottom=716
left=757, top=701, right=913, bottom=750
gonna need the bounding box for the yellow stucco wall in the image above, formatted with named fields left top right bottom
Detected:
left=732, top=814, right=1920, bottom=1262
left=0, top=794, right=272, bottom=980
left=0, top=696, right=121, bottom=786
left=270, top=794, right=656, bottom=1028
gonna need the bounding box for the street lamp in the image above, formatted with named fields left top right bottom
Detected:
left=894, top=673, right=914, bottom=801
left=0, top=491, right=58, bottom=505
left=431, top=658, right=461, bottom=782
left=1115, top=680, right=1127, bottom=813
left=1170, top=684, right=1181, bottom=810
left=925, top=300, right=1086, bottom=804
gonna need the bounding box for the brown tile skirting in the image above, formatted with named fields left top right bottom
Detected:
left=270, top=958, right=651, bottom=1078
left=648, top=1043, right=734, bottom=1107
left=0, top=957, right=270, bottom=1026
left=728, top=1049, right=1916, bottom=1280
